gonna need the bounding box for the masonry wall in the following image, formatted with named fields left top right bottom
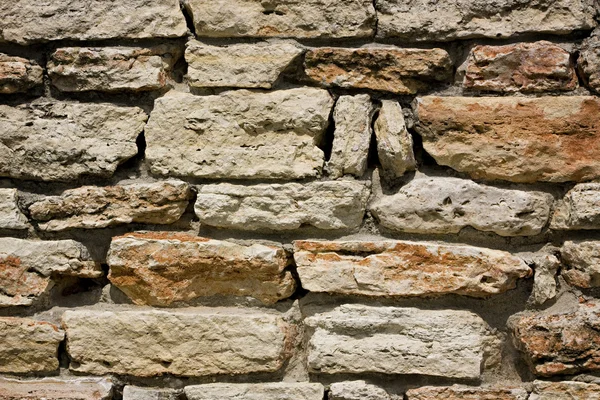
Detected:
left=1, top=0, right=600, bottom=399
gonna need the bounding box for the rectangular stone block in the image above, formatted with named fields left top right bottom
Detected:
left=145, top=89, right=333, bottom=180
left=123, top=386, right=179, bottom=400
left=0, top=188, right=29, bottom=230
left=195, top=180, right=370, bottom=231
left=530, top=381, right=600, bottom=400
left=0, top=377, right=112, bottom=400
left=185, top=0, right=375, bottom=39
left=0, top=54, right=43, bottom=94
left=330, top=381, right=391, bottom=400
left=63, top=307, right=291, bottom=377
left=552, top=183, right=600, bottom=230
left=0, top=0, right=187, bottom=44
left=306, top=304, right=495, bottom=379
left=185, top=383, right=324, bottom=400
left=406, top=385, right=528, bottom=400
left=0, top=101, right=147, bottom=181
left=293, top=240, right=531, bottom=298
left=415, top=96, right=600, bottom=183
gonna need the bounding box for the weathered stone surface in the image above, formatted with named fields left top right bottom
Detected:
left=145, top=89, right=332, bottom=180
left=415, top=96, right=600, bottom=183
left=370, top=176, right=552, bottom=236
left=327, top=95, right=375, bottom=179
left=123, top=386, right=179, bottom=400
left=551, top=183, right=600, bottom=230
left=48, top=46, right=182, bottom=93
left=373, top=101, right=416, bottom=179
left=406, top=385, right=528, bottom=400
left=464, top=41, right=577, bottom=93
left=186, top=40, right=303, bottom=89
left=305, top=47, right=452, bottom=94
left=294, top=240, right=531, bottom=298
left=107, top=232, right=295, bottom=305
left=510, top=300, right=600, bottom=376
left=185, top=0, right=376, bottom=39
left=0, top=101, right=147, bottom=181
left=376, top=0, right=597, bottom=41
left=63, top=307, right=291, bottom=377
left=185, top=383, right=324, bottom=400
left=0, top=377, right=112, bottom=400
left=530, top=380, right=600, bottom=400
left=329, top=381, right=391, bottom=400
left=195, top=180, right=370, bottom=231
left=0, top=0, right=187, bottom=44
left=0, top=188, right=29, bottom=230
left=0, top=238, right=101, bottom=307
left=306, top=304, right=495, bottom=379
left=0, top=54, right=43, bottom=94
left=0, top=318, right=63, bottom=373
left=579, top=34, right=600, bottom=93
left=561, top=241, right=600, bottom=288
left=528, top=253, right=560, bottom=305
left=29, top=181, right=191, bottom=231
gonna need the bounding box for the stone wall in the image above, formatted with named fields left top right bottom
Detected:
left=1, top=0, right=600, bottom=399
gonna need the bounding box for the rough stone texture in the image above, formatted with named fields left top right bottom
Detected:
left=0, top=377, right=112, bottom=400
left=304, top=47, right=452, bottom=94
left=185, top=383, right=324, bottom=400
left=107, top=232, right=295, bottom=305
left=185, top=0, right=376, bottom=39
left=29, top=181, right=191, bottom=231
left=306, top=304, right=495, bottom=379
left=373, top=101, right=416, bottom=179
left=561, top=241, right=600, bottom=288
left=376, top=0, right=597, bottom=41
left=329, top=381, right=391, bottom=400
left=414, top=96, right=600, bottom=183
left=529, top=253, right=560, bottom=305
left=551, top=183, right=600, bottom=230
left=0, top=188, right=29, bottom=230
left=0, top=101, right=147, bottom=182
left=530, top=380, right=600, bottom=400
left=579, top=34, right=600, bottom=93
left=186, top=40, right=303, bottom=89
left=0, top=318, right=64, bottom=374
left=48, top=46, right=182, bottom=93
left=464, top=41, right=577, bottom=93
left=370, top=176, right=552, bottom=236
left=510, top=300, right=600, bottom=376
left=327, top=95, right=375, bottom=179
left=145, top=89, right=333, bottom=180
left=406, top=385, right=528, bottom=400
left=294, top=240, right=531, bottom=298
left=63, top=307, right=291, bottom=377
left=0, top=0, right=187, bottom=45
left=123, top=386, right=179, bottom=400
left=0, top=238, right=101, bottom=308
left=0, top=54, right=43, bottom=94
left=195, top=180, right=370, bottom=231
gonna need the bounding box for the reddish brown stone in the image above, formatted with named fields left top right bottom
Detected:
left=531, top=380, right=600, bottom=399
left=0, top=54, right=43, bottom=94
left=406, top=385, right=528, bottom=400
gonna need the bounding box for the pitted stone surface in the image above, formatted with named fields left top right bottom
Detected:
left=579, top=34, right=600, bottom=93
left=185, top=383, right=325, bottom=400
left=0, top=189, right=29, bottom=230
left=329, top=381, right=391, bottom=400
left=561, top=241, right=600, bottom=288
left=530, top=381, right=600, bottom=400
left=406, top=385, right=528, bottom=400
left=0, top=377, right=112, bottom=400
left=551, top=183, right=600, bottom=230
left=0, top=54, right=43, bottom=93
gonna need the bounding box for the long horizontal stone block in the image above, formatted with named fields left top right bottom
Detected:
left=530, top=381, right=600, bottom=400
left=0, top=377, right=112, bottom=400
left=406, top=385, right=528, bottom=400
left=185, top=383, right=325, bottom=400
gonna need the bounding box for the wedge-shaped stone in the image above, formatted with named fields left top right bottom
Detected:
left=406, top=385, right=528, bottom=400
left=0, top=101, right=147, bottom=181
left=107, top=232, right=295, bottom=305
left=327, top=95, right=375, bottom=179
left=48, top=45, right=182, bottom=93
left=146, top=89, right=332, bottom=180
left=0, top=318, right=63, bottom=373
left=124, top=386, right=179, bottom=400
left=305, top=47, right=452, bottom=94
left=510, top=300, right=600, bottom=376
left=306, top=304, right=495, bottom=379
left=0, top=54, right=43, bottom=94
left=0, top=377, right=112, bottom=400
left=552, top=183, right=600, bottom=230
left=464, top=41, right=577, bottom=93
left=186, top=40, right=303, bottom=89
left=561, top=241, right=600, bottom=288
left=374, top=101, right=416, bottom=179
left=63, top=307, right=291, bottom=377
left=579, top=34, right=600, bottom=93
left=195, top=180, right=370, bottom=231
left=371, top=176, right=552, bottom=236
left=29, top=181, right=191, bottom=231
left=185, top=383, right=324, bottom=400
left=415, top=96, right=600, bottom=183
left=0, top=238, right=101, bottom=308
left=0, top=0, right=187, bottom=44
left=376, top=0, right=596, bottom=41
left=530, top=381, right=600, bottom=400
left=0, top=188, right=29, bottom=230
left=185, top=0, right=376, bottom=39
left=294, top=240, right=531, bottom=298
left=330, top=381, right=391, bottom=400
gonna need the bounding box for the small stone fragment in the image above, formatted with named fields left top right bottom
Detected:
left=123, top=386, right=179, bottom=400
left=0, top=54, right=43, bottom=93
left=373, top=101, right=416, bottom=178
left=561, top=241, right=600, bottom=288
left=186, top=40, right=303, bottom=89
left=551, top=183, right=600, bottom=230
left=305, top=47, right=452, bottom=94
left=370, top=176, right=552, bottom=236
left=0, top=377, right=112, bottom=400
left=29, top=180, right=191, bottom=231
left=185, top=383, right=324, bottom=400
left=578, top=34, right=600, bottom=94
left=195, top=180, right=370, bottom=231
left=327, top=95, right=375, bottom=179
left=415, top=96, right=600, bottom=183
left=0, top=188, right=29, bottom=230
left=145, top=89, right=333, bottom=180
left=406, top=385, right=528, bottom=400
left=329, top=381, right=391, bottom=400
left=0, top=317, right=64, bottom=374
left=528, top=253, right=560, bottom=305
left=530, top=380, right=600, bottom=400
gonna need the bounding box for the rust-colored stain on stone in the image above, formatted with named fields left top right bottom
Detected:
left=0, top=255, right=50, bottom=307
